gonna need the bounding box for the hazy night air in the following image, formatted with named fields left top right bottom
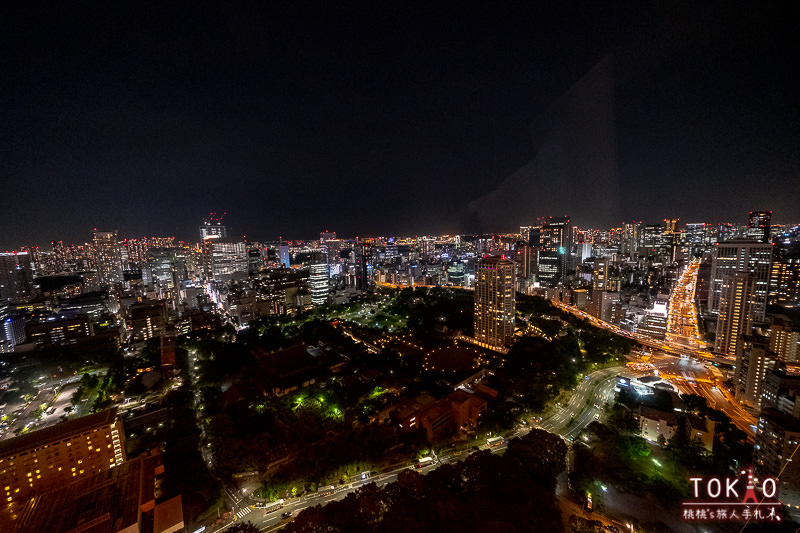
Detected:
left=1, top=1, right=797, bottom=248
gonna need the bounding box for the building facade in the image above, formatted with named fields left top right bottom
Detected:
left=474, top=257, right=516, bottom=348
left=0, top=409, right=125, bottom=520
left=309, top=253, right=329, bottom=306
left=91, top=230, right=122, bottom=288
left=0, top=253, right=33, bottom=303
left=754, top=409, right=800, bottom=511
left=708, top=239, right=772, bottom=321
left=734, top=335, right=778, bottom=410
left=747, top=211, right=772, bottom=243
left=715, top=272, right=756, bottom=356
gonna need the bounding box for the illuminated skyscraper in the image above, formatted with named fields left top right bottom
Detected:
left=319, top=231, right=336, bottom=244
left=708, top=239, right=772, bottom=321
left=91, top=230, right=122, bottom=288
left=748, top=211, right=772, bottom=243
left=592, top=257, right=610, bottom=291
left=279, top=244, right=290, bottom=268
left=474, top=257, right=516, bottom=348
left=769, top=257, right=800, bottom=307
left=715, top=272, right=755, bottom=357
left=663, top=218, right=681, bottom=261
left=211, top=242, right=247, bottom=281
left=515, top=243, right=534, bottom=279
left=621, top=222, right=641, bottom=257
left=537, top=216, right=572, bottom=287
left=684, top=223, right=713, bottom=248
left=309, top=253, right=329, bottom=306
left=325, top=239, right=342, bottom=275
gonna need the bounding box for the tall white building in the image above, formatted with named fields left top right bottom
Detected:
left=310, top=253, right=329, bottom=306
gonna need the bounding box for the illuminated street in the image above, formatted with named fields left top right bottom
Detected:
left=553, top=301, right=757, bottom=439
left=666, top=260, right=705, bottom=350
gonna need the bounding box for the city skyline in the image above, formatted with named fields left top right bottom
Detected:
left=2, top=2, right=798, bottom=249
left=3, top=212, right=799, bottom=251
left=2, top=2, right=800, bottom=531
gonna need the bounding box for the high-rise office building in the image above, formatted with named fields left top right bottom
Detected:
left=91, top=231, right=122, bottom=288
left=716, top=222, right=740, bottom=243
left=247, top=247, right=261, bottom=277
left=3, top=315, right=26, bottom=346
left=621, top=222, right=641, bottom=257
left=515, top=243, right=534, bottom=279
left=734, top=335, right=777, bottom=410
left=640, top=224, right=670, bottom=258
left=147, top=247, right=179, bottom=287
left=0, top=253, right=33, bottom=302
left=211, top=242, right=247, bottom=281
left=474, top=257, right=516, bottom=348
left=325, top=239, right=342, bottom=271
left=355, top=244, right=373, bottom=293
left=309, top=253, right=329, bottom=306
left=663, top=218, right=681, bottom=261
left=708, top=239, right=772, bottom=321
left=519, top=226, right=532, bottom=244
left=319, top=231, right=336, bottom=244
left=279, top=244, right=290, bottom=269
left=537, top=216, right=572, bottom=287
left=592, top=257, right=610, bottom=292
left=715, top=272, right=755, bottom=357
left=769, top=257, right=800, bottom=308
left=748, top=211, right=772, bottom=243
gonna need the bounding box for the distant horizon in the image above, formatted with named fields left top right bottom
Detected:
left=3, top=214, right=797, bottom=252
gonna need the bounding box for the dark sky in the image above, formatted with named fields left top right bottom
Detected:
left=1, top=1, right=798, bottom=248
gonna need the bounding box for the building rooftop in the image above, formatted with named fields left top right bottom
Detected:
left=0, top=408, right=118, bottom=459
left=476, top=256, right=515, bottom=265
left=686, top=414, right=711, bottom=432
left=638, top=405, right=680, bottom=426
left=15, top=452, right=162, bottom=533
left=153, top=495, right=184, bottom=533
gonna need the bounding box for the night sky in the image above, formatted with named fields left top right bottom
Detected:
left=1, top=1, right=798, bottom=249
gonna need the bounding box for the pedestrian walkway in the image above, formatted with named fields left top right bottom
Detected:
left=235, top=506, right=253, bottom=519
